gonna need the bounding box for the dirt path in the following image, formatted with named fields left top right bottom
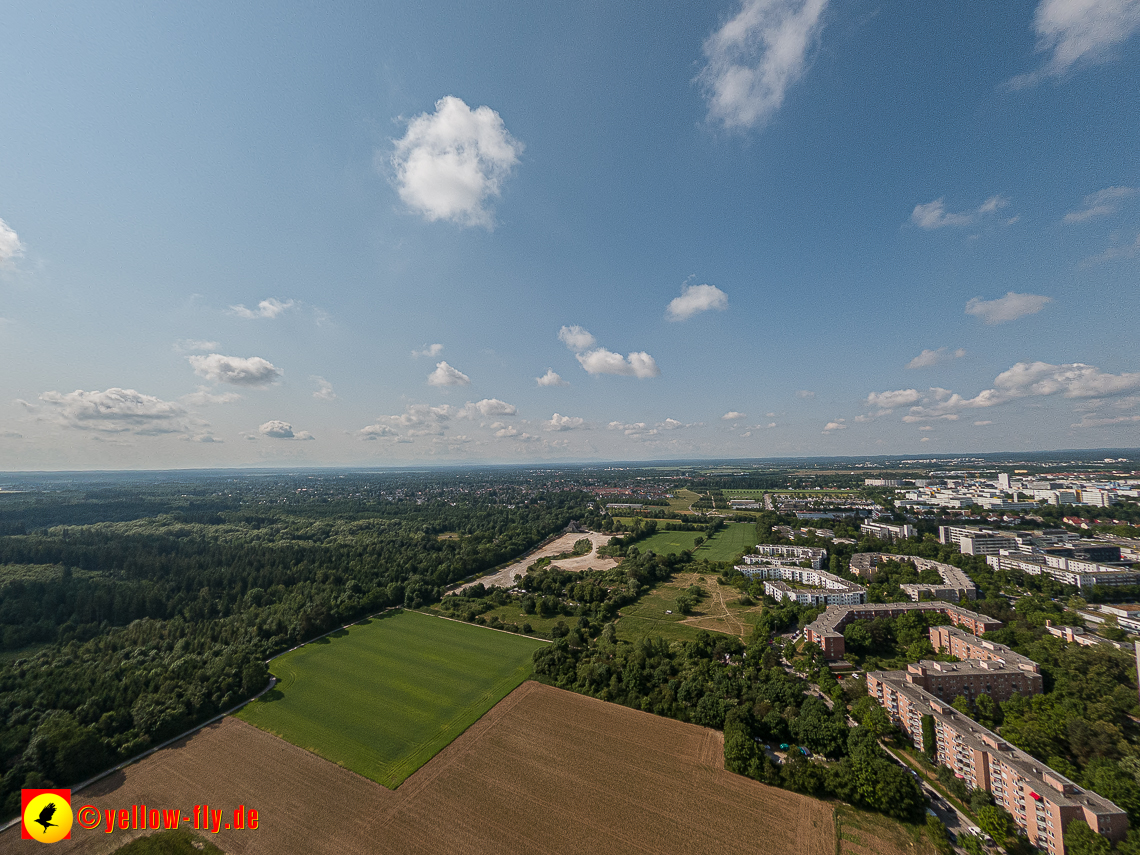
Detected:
left=677, top=572, right=746, bottom=637
left=453, top=530, right=614, bottom=592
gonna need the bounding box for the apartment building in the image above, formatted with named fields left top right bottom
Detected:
left=734, top=563, right=866, bottom=607
left=903, top=658, right=1042, bottom=703
left=742, top=543, right=828, bottom=570
left=867, top=672, right=1127, bottom=851
left=860, top=521, right=918, bottom=541
left=803, top=601, right=1002, bottom=660
left=987, top=553, right=1140, bottom=589
left=846, top=553, right=977, bottom=602
left=939, top=526, right=1017, bottom=556
left=930, top=625, right=1040, bottom=673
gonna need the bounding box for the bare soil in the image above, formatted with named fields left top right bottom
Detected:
left=455, top=530, right=615, bottom=592
left=6, top=682, right=836, bottom=855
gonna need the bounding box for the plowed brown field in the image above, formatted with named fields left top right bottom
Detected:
left=4, top=683, right=835, bottom=855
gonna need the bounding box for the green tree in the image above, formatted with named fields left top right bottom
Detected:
left=1063, top=821, right=1112, bottom=855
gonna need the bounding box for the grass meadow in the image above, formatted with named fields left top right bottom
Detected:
left=237, top=610, right=546, bottom=788
left=634, top=521, right=757, bottom=563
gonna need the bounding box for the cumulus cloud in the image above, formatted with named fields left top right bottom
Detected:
left=536, top=368, right=568, bottom=387
left=258, top=420, right=314, bottom=440
left=460, top=398, right=516, bottom=417
left=865, top=389, right=922, bottom=410
left=1064, top=186, right=1137, bottom=223
left=822, top=419, right=846, bottom=433
left=427, top=361, right=470, bottom=386
left=911, top=195, right=1009, bottom=229
left=576, top=348, right=660, bottom=378
left=38, top=388, right=189, bottom=435
left=412, top=343, right=444, bottom=357
left=230, top=298, right=294, bottom=319
left=0, top=218, right=24, bottom=265
left=357, top=423, right=398, bottom=440
left=188, top=354, right=282, bottom=386
left=181, top=386, right=241, bottom=406
left=965, top=292, right=1052, bottom=324
left=313, top=377, right=336, bottom=400
left=173, top=339, right=221, bottom=354
left=894, top=361, right=1140, bottom=420
left=390, top=96, right=523, bottom=228
left=558, top=325, right=597, bottom=352
left=698, top=0, right=828, bottom=130
left=722, top=411, right=746, bottom=420
left=546, top=413, right=586, bottom=431
left=666, top=282, right=728, bottom=321
left=1010, top=0, right=1140, bottom=86
left=558, top=325, right=659, bottom=379
left=907, top=347, right=966, bottom=369
left=974, top=420, right=993, bottom=426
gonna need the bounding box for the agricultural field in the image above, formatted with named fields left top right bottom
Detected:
left=9, top=682, right=836, bottom=855
left=667, top=488, right=702, bottom=513
left=616, top=569, right=765, bottom=644
left=237, top=610, right=545, bottom=788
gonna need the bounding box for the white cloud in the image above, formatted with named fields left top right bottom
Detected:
left=412, top=343, right=444, bottom=358
left=608, top=421, right=659, bottom=441
left=865, top=389, right=921, bottom=409
left=911, top=195, right=1009, bottom=229
left=907, top=347, right=967, bottom=369
left=965, top=292, right=1052, bottom=324
left=313, top=377, right=336, bottom=400
left=181, top=386, right=241, bottom=406
left=918, top=425, right=934, bottom=431
left=1073, top=413, right=1140, bottom=428
left=558, top=325, right=597, bottom=352
left=258, top=420, right=314, bottom=440
left=1084, top=230, right=1140, bottom=264
left=666, top=282, right=728, bottom=321
left=0, top=218, right=24, bottom=265
left=722, top=411, right=746, bottom=420
left=173, top=339, right=221, bottom=354
left=357, top=423, right=398, bottom=440
left=559, top=325, right=659, bottom=378
left=1064, top=186, right=1137, bottom=223
left=390, top=96, right=523, bottom=228
left=427, top=361, right=470, bottom=386
left=461, top=398, right=516, bottom=417
left=899, top=361, right=1140, bottom=420
left=822, top=419, right=846, bottom=433
left=546, top=413, right=586, bottom=431
left=230, top=298, right=295, bottom=319
left=698, top=0, right=828, bottom=130
left=494, top=425, right=519, bottom=438
left=974, top=420, right=993, bottom=426
left=795, top=390, right=815, bottom=399
left=576, top=348, right=660, bottom=378
left=38, top=388, right=189, bottom=435
left=1012, top=0, right=1140, bottom=85
left=536, top=368, right=568, bottom=387
left=188, top=354, right=283, bottom=386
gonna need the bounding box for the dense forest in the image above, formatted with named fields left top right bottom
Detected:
left=0, top=471, right=593, bottom=817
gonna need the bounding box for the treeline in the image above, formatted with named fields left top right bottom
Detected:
left=0, top=488, right=589, bottom=818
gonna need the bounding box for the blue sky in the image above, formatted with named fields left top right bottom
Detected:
left=1, top=0, right=1138, bottom=468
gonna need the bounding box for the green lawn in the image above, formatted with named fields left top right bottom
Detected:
left=634, top=521, right=756, bottom=562
left=237, top=610, right=546, bottom=788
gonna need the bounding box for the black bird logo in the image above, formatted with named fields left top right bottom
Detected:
left=34, top=801, right=58, bottom=834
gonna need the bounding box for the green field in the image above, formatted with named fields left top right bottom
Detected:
left=237, top=610, right=546, bottom=788
left=635, top=521, right=757, bottom=562
left=615, top=570, right=765, bottom=644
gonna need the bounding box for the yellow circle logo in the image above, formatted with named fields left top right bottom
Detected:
left=23, top=793, right=73, bottom=843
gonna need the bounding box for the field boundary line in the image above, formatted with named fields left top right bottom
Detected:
left=417, top=609, right=554, bottom=642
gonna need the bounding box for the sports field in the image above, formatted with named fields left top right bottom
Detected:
left=237, top=610, right=546, bottom=788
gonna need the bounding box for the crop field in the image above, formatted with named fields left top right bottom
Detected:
left=11, top=682, right=836, bottom=855
left=237, top=610, right=545, bottom=788
left=616, top=570, right=765, bottom=643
